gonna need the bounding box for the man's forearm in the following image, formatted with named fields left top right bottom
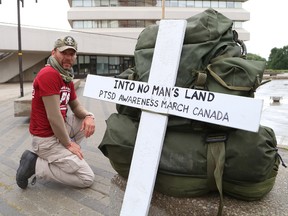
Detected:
left=69, top=99, right=94, bottom=119
left=48, top=113, right=71, bottom=146
left=43, top=95, right=71, bottom=147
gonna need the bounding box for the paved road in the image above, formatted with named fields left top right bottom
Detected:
left=255, top=79, right=288, bottom=148
left=0, top=81, right=287, bottom=216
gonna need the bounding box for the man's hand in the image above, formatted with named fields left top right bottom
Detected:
left=81, top=116, right=95, bottom=138
left=67, top=142, right=83, bottom=160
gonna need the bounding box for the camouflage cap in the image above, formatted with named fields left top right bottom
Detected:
left=54, top=36, right=77, bottom=52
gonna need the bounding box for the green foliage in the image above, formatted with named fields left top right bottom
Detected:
left=267, top=46, right=288, bottom=69
left=246, top=53, right=266, bottom=62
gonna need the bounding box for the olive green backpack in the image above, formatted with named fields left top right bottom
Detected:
left=99, top=9, right=284, bottom=215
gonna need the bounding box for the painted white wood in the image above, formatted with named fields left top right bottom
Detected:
left=119, top=20, right=186, bottom=216
left=84, top=75, right=263, bottom=132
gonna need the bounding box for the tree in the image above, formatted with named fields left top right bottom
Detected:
left=246, top=53, right=266, bottom=62
left=267, top=46, right=288, bottom=69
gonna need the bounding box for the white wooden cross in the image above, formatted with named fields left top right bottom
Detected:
left=83, top=20, right=263, bottom=216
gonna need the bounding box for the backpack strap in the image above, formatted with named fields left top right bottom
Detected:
left=206, top=64, right=255, bottom=92
left=206, top=133, right=227, bottom=216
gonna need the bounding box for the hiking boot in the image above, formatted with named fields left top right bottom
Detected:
left=16, top=150, right=38, bottom=189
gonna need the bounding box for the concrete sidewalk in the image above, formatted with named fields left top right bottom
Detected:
left=0, top=81, right=287, bottom=216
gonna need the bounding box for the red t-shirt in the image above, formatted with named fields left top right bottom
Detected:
left=29, top=66, right=77, bottom=137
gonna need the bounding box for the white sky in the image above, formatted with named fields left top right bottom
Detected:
left=243, top=0, right=288, bottom=59
left=0, top=0, right=71, bottom=30
left=0, top=0, right=287, bottom=60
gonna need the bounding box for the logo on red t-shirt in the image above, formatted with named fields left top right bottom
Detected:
left=60, top=86, right=71, bottom=116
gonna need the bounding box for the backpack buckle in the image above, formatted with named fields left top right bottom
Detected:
left=194, top=71, right=207, bottom=90
left=206, top=133, right=227, bottom=143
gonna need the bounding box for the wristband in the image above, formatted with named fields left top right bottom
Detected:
left=85, top=112, right=95, bottom=119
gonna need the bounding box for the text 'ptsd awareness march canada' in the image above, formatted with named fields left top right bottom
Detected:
left=84, top=74, right=263, bottom=132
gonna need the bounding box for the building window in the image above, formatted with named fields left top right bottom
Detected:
left=71, top=0, right=243, bottom=9
left=211, top=1, right=219, bottom=8
left=83, top=0, right=92, bottom=7
left=73, top=0, right=83, bottom=7
left=92, top=20, right=100, bottom=28
left=84, top=21, right=93, bottom=28
left=195, top=1, right=203, bottom=8
left=227, top=1, right=235, bottom=8
left=109, top=20, right=119, bottom=28
left=92, top=0, right=100, bottom=6
left=203, top=1, right=211, bottom=8
left=97, top=56, right=109, bottom=74
left=178, top=1, right=186, bottom=7
left=77, top=55, right=91, bottom=75
left=109, top=56, right=121, bottom=74
left=73, top=55, right=135, bottom=77
left=219, top=1, right=227, bottom=8
left=110, top=0, right=119, bottom=6
left=101, top=20, right=109, bottom=28
left=136, top=20, right=145, bottom=27
left=101, top=0, right=110, bottom=6
left=170, top=0, right=178, bottom=7
left=235, top=2, right=242, bottom=8
left=72, top=20, right=157, bottom=29
left=186, top=1, right=195, bottom=7
left=73, top=21, right=84, bottom=28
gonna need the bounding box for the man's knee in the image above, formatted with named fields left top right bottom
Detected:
left=81, top=172, right=95, bottom=188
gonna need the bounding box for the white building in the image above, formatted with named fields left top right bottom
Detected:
left=0, top=0, right=249, bottom=83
